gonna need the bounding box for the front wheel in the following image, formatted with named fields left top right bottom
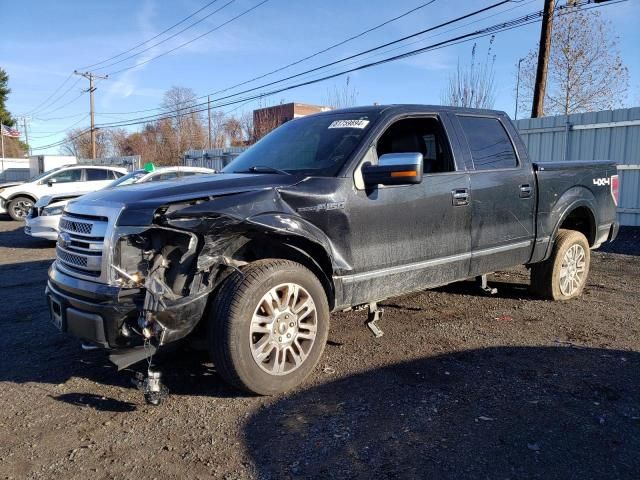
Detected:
left=530, top=229, right=591, bottom=301
left=8, top=196, right=34, bottom=221
left=208, top=259, right=329, bottom=395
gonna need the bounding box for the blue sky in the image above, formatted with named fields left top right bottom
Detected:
left=1, top=0, right=638, bottom=153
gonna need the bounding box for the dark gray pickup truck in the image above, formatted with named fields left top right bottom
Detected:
left=46, top=105, right=619, bottom=397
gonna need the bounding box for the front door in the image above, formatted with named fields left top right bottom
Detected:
left=340, top=114, right=471, bottom=305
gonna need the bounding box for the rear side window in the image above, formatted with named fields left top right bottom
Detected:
left=85, top=168, right=110, bottom=181
left=458, top=116, right=518, bottom=170
left=150, top=172, right=179, bottom=181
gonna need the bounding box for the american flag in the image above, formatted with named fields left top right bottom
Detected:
left=0, top=123, right=21, bottom=138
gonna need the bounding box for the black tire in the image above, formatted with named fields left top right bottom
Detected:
left=8, top=196, right=34, bottom=221
left=530, top=229, right=591, bottom=301
left=208, top=259, right=330, bottom=395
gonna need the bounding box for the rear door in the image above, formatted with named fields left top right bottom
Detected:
left=454, top=114, right=536, bottom=275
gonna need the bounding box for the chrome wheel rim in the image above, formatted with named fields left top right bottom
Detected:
left=249, top=282, right=317, bottom=376
left=559, top=244, right=586, bottom=296
left=12, top=199, right=32, bottom=219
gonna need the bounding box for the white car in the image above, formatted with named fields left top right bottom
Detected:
left=24, top=166, right=215, bottom=241
left=0, top=164, right=127, bottom=221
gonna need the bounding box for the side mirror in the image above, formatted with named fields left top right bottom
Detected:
left=47, top=178, right=57, bottom=187
left=362, top=152, right=423, bottom=187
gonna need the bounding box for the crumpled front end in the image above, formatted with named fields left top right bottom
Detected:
left=47, top=182, right=346, bottom=367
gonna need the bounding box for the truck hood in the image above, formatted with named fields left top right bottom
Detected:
left=71, top=173, right=305, bottom=225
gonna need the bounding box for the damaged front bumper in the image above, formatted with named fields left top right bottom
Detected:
left=46, top=263, right=210, bottom=352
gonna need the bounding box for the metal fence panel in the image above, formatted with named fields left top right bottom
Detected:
left=515, top=107, right=640, bottom=226
left=78, top=155, right=141, bottom=171
left=183, top=147, right=247, bottom=171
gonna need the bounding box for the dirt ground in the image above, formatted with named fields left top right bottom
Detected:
left=1, top=217, right=639, bottom=480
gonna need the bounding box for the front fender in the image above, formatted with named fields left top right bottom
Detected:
left=162, top=188, right=350, bottom=273
left=247, top=212, right=350, bottom=272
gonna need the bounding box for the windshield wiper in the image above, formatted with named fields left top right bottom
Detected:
left=236, top=165, right=291, bottom=175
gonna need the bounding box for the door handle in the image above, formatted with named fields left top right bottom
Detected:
left=452, top=188, right=469, bottom=206
left=519, top=184, right=532, bottom=198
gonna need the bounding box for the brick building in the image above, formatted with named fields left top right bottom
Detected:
left=253, top=102, right=331, bottom=140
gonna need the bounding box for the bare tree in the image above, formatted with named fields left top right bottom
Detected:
left=240, top=112, right=255, bottom=145
left=209, top=110, right=227, bottom=148
left=61, top=128, right=112, bottom=159
left=441, top=38, right=496, bottom=109
left=324, top=75, right=358, bottom=109
left=223, top=116, right=244, bottom=147
left=161, top=86, right=206, bottom=152
left=517, top=6, right=629, bottom=116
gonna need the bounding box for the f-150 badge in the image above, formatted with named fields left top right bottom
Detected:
left=298, top=201, right=346, bottom=213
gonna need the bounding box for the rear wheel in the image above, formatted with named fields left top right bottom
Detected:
left=530, top=229, right=591, bottom=300
left=209, top=259, right=329, bottom=395
left=8, top=196, right=34, bottom=221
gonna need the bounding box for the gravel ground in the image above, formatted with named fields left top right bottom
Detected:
left=1, top=218, right=639, bottom=479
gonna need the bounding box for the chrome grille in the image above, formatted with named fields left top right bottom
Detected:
left=56, top=212, right=109, bottom=281
left=59, top=218, right=92, bottom=235
left=56, top=247, right=88, bottom=267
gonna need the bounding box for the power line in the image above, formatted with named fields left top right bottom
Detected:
left=99, top=15, right=548, bottom=128
left=96, top=0, right=623, bottom=130
left=97, top=0, right=516, bottom=126
left=210, top=0, right=439, bottom=97
left=30, top=0, right=624, bottom=151
left=96, top=0, right=509, bottom=119
left=26, top=77, right=82, bottom=116
left=104, top=0, right=271, bottom=76
left=95, top=0, right=442, bottom=117
left=23, top=73, right=74, bottom=115
left=27, top=114, right=90, bottom=139
left=35, top=89, right=87, bottom=117
left=93, top=0, right=237, bottom=72
left=33, top=111, right=89, bottom=122
left=78, top=0, right=224, bottom=70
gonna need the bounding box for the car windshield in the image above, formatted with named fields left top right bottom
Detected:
left=108, top=170, right=147, bottom=187
left=223, top=112, right=378, bottom=176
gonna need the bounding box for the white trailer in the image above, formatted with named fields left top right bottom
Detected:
left=29, top=155, right=77, bottom=177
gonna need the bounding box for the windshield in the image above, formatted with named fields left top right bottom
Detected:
left=223, top=112, right=378, bottom=176
left=27, top=167, right=63, bottom=183
left=108, top=170, right=147, bottom=187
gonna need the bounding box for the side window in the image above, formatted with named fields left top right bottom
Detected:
left=150, top=172, right=179, bottom=182
left=376, top=117, right=454, bottom=174
left=85, top=168, right=110, bottom=181
left=48, top=169, right=82, bottom=183
left=112, top=170, right=125, bottom=179
left=458, top=116, right=518, bottom=170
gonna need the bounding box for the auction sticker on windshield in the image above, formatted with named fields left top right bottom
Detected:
left=328, top=119, right=370, bottom=129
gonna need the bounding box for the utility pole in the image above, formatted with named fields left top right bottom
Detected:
left=531, top=0, right=555, bottom=118
left=207, top=95, right=212, bottom=150
left=514, top=58, right=524, bottom=120
left=74, top=70, right=108, bottom=159
left=21, top=117, right=31, bottom=156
